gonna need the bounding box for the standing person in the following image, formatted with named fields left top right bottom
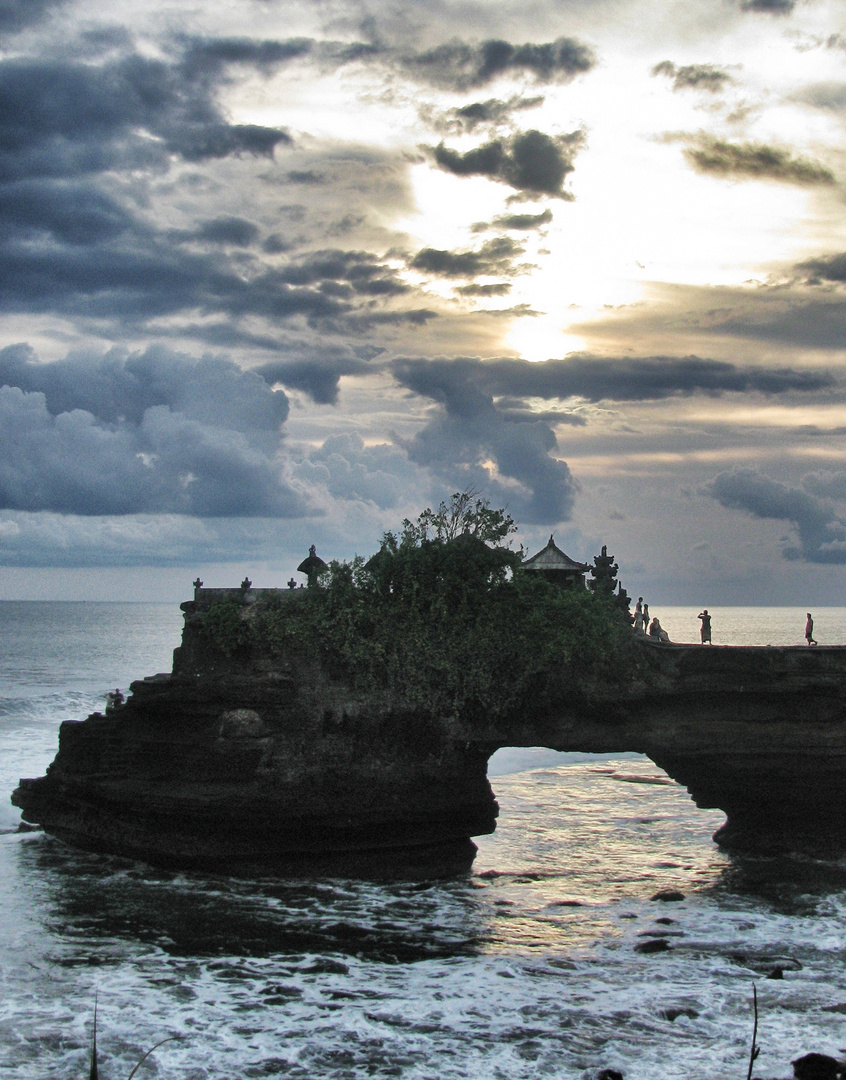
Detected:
left=698, top=609, right=712, bottom=644
left=105, top=688, right=124, bottom=713
left=634, top=597, right=644, bottom=633
left=805, top=613, right=817, bottom=646
left=642, top=601, right=649, bottom=630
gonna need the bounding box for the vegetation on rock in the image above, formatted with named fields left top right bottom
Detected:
left=198, top=494, right=639, bottom=723
left=197, top=596, right=255, bottom=657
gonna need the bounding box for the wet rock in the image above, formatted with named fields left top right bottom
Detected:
left=662, top=1007, right=699, bottom=1021
left=11, top=664, right=497, bottom=877
left=596, top=1070, right=624, bottom=1080
left=218, top=708, right=267, bottom=738
left=792, top=1053, right=843, bottom=1080
left=301, top=959, right=349, bottom=975
left=651, top=889, right=685, bottom=902
left=766, top=965, right=784, bottom=979
left=635, top=937, right=671, bottom=954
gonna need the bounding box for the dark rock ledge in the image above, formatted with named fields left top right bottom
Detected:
left=13, top=593, right=846, bottom=876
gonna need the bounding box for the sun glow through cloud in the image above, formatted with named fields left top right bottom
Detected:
left=504, top=318, right=587, bottom=362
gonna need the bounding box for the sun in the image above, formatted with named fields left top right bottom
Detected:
left=505, top=316, right=586, bottom=362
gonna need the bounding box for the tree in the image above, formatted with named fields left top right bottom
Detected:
left=223, top=499, right=640, bottom=726
left=394, top=490, right=517, bottom=548
left=367, top=491, right=519, bottom=609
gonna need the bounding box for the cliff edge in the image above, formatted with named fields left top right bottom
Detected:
left=12, top=588, right=846, bottom=875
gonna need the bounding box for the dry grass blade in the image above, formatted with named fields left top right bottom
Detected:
left=747, top=984, right=761, bottom=1080
left=126, top=1036, right=182, bottom=1079
left=89, top=996, right=99, bottom=1080
left=86, top=998, right=182, bottom=1079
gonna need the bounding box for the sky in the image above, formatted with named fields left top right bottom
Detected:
left=2, top=0, right=846, bottom=605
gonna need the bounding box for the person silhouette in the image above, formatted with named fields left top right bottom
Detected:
left=805, top=613, right=817, bottom=646
left=698, top=609, right=712, bottom=644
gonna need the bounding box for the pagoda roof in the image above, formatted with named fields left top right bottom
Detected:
left=297, top=545, right=328, bottom=575
left=523, top=535, right=590, bottom=573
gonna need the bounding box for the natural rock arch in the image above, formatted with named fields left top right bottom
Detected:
left=13, top=602, right=846, bottom=875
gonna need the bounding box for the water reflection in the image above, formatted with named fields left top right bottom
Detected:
left=13, top=834, right=492, bottom=964
left=710, top=847, right=846, bottom=915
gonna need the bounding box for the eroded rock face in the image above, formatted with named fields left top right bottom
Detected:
left=12, top=593, right=846, bottom=873
left=476, top=641, right=846, bottom=852
left=13, top=668, right=496, bottom=875
left=12, top=599, right=498, bottom=876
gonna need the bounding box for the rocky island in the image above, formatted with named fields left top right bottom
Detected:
left=12, top=496, right=846, bottom=876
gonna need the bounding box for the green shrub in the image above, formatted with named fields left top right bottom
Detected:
left=197, top=598, right=253, bottom=657
left=247, top=497, right=638, bottom=726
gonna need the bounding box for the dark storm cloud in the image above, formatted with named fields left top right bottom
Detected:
left=0, top=35, right=419, bottom=345
left=796, top=251, right=846, bottom=283
left=341, top=307, right=438, bottom=330
left=0, top=343, right=289, bottom=434
left=275, top=249, right=410, bottom=296
left=0, top=237, right=348, bottom=327
left=0, top=31, right=564, bottom=348
left=194, top=217, right=261, bottom=246
left=173, top=123, right=291, bottom=161
left=740, top=0, right=794, bottom=13
left=0, top=180, right=136, bottom=245
left=803, top=471, right=846, bottom=500
left=446, top=95, right=545, bottom=132
left=255, top=353, right=374, bottom=405
left=392, top=357, right=577, bottom=524
left=263, top=234, right=292, bottom=254
left=286, top=170, right=325, bottom=185
left=0, top=190, right=420, bottom=340
left=791, top=82, right=846, bottom=112
left=390, top=354, right=833, bottom=406
left=0, top=40, right=409, bottom=340
left=491, top=209, right=553, bottom=231
left=572, top=276, right=846, bottom=354
left=682, top=135, right=835, bottom=185
left=703, top=294, right=846, bottom=350
left=433, top=129, right=585, bottom=197
left=391, top=350, right=818, bottom=528
left=456, top=283, right=513, bottom=297
left=651, top=61, right=734, bottom=93
left=402, top=36, right=595, bottom=92
left=0, top=0, right=66, bottom=32
left=0, top=53, right=292, bottom=182
left=706, top=468, right=846, bottom=563
left=494, top=397, right=587, bottom=426
left=0, top=345, right=308, bottom=517
left=411, top=237, right=525, bottom=278
left=177, top=35, right=314, bottom=78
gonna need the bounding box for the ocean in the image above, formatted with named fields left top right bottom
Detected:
left=2, top=601, right=846, bottom=1080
